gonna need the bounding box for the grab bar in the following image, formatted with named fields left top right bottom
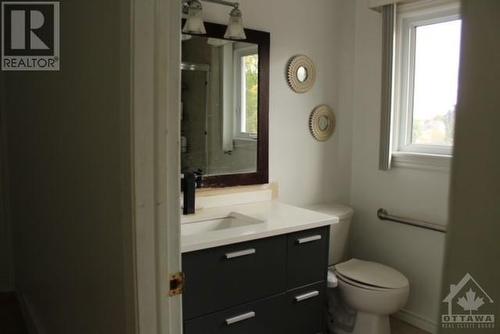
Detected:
left=377, top=208, right=447, bottom=233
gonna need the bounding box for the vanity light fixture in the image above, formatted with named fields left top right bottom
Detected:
left=223, top=5, right=246, bottom=40
left=182, top=0, right=206, bottom=35
left=182, top=0, right=246, bottom=40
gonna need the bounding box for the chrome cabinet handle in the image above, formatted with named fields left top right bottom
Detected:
left=225, top=311, right=256, bottom=325
left=225, top=248, right=256, bottom=259
left=294, top=290, right=320, bottom=302
left=297, top=235, right=322, bottom=244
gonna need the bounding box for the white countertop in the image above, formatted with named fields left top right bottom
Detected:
left=181, top=200, right=338, bottom=253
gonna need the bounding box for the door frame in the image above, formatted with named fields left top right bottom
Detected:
left=131, top=0, right=182, bottom=333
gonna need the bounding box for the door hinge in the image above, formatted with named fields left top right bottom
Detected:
left=169, top=272, right=185, bottom=297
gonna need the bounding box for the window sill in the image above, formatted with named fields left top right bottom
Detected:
left=233, top=138, right=257, bottom=149
left=233, top=137, right=257, bottom=143
left=392, top=152, right=451, bottom=172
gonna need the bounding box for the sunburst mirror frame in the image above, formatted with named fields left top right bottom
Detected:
left=309, top=104, right=336, bottom=142
left=286, top=55, right=316, bottom=93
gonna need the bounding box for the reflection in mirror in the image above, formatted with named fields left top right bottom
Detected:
left=297, top=66, right=308, bottom=82
left=181, top=35, right=259, bottom=177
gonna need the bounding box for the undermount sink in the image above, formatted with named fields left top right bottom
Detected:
left=181, top=212, right=264, bottom=236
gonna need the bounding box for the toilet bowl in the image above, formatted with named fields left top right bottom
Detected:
left=304, top=204, right=410, bottom=334
left=334, top=259, right=409, bottom=334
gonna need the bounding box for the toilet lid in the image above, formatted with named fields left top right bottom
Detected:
left=335, top=258, right=409, bottom=289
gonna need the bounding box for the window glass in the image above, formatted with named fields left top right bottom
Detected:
left=412, top=19, right=461, bottom=146
left=240, top=54, right=258, bottom=135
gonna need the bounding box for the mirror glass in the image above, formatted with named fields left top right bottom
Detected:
left=297, top=66, right=308, bottom=82
left=181, top=35, right=259, bottom=176
left=318, top=115, right=329, bottom=131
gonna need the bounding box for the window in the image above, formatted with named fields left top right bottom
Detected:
left=394, top=1, right=461, bottom=157
left=235, top=46, right=258, bottom=139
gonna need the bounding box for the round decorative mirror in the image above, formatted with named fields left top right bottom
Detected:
left=309, top=105, right=336, bottom=142
left=318, top=115, right=329, bottom=131
left=297, top=66, right=308, bottom=82
left=287, top=55, right=316, bottom=93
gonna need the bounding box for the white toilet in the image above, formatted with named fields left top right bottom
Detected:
left=306, top=204, right=409, bottom=334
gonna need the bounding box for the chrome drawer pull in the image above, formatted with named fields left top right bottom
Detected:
left=225, top=248, right=256, bottom=259
left=294, top=290, right=320, bottom=302
left=297, top=235, right=322, bottom=244
left=225, top=311, right=256, bottom=325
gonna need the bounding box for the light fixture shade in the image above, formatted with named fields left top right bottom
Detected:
left=182, top=0, right=206, bottom=35
left=224, top=7, right=246, bottom=40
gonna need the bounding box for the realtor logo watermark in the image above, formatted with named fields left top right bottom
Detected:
left=442, top=273, right=495, bottom=329
left=1, top=1, right=59, bottom=71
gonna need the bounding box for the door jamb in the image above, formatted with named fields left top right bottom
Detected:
left=131, top=0, right=182, bottom=333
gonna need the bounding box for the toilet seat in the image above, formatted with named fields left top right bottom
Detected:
left=335, top=258, right=409, bottom=290
left=335, top=271, right=395, bottom=292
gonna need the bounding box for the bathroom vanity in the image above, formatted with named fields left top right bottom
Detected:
left=181, top=201, right=337, bottom=334
left=180, top=17, right=337, bottom=333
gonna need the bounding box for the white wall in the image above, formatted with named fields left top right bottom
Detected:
left=346, top=1, right=450, bottom=332
left=202, top=0, right=352, bottom=206
left=3, top=1, right=135, bottom=333
left=199, top=1, right=454, bottom=331
left=441, top=0, right=500, bottom=332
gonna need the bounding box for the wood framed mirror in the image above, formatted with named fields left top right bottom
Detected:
left=181, top=21, right=270, bottom=187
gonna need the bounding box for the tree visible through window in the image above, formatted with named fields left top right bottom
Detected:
left=241, top=54, right=258, bottom=135
left=392, top=1, right=462, bottom=157
left=411, top=19, right=461, bottom=146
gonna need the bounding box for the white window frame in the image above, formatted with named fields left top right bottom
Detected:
left=234, top=45, right=258, bottom=140
left=393, top=0, right=460, bottom=161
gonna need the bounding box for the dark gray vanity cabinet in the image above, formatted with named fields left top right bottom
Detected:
left=182, top=235, right=287, bottom=320
left=182, top=226, right=329, bottom=334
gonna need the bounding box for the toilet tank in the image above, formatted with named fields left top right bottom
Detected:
left=304, top=204, right=354, bottom=266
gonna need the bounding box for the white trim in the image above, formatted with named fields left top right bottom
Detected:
left=392, top=152, right=451, bottom=171
left=369, top=0, right=410, bottom=11
left=394, top=308, right=438, bottom=334
left=370, top=0, right=399, bottom=9
left=132, top=0, right=182, bottom=333
left=370, top=0, right=458, bottom=11
left=369, top=0, right=430, bottom=11
left=396, top=0, right=460, bottom=12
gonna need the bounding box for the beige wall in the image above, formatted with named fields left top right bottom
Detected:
left=3, top=1, right=135, bottom=333
left=345, top=1, right=450, bottom=332
left=440, top=0, right=500, bottom=332
left=202, top=0, right=353, bottom=206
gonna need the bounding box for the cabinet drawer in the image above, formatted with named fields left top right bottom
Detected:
left=287, top=226, right=329, bottom=288
left=184, top=294, right=285, bottom=334
left=183, top=235, right=287, bottom=319
left=285, top=282, right=326, bottom=334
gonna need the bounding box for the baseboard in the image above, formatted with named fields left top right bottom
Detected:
left=394, top=308, right=438, bottom=334
left=16, top=293, right=43, bottom=334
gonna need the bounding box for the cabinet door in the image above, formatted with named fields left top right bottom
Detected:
left=184, top=294, right=286, bottom=334
left=285, top=282, right=326, bottom=334
left=183, top=235, right=287, bottom=320
left=287, top=226, right=329, bottom=288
